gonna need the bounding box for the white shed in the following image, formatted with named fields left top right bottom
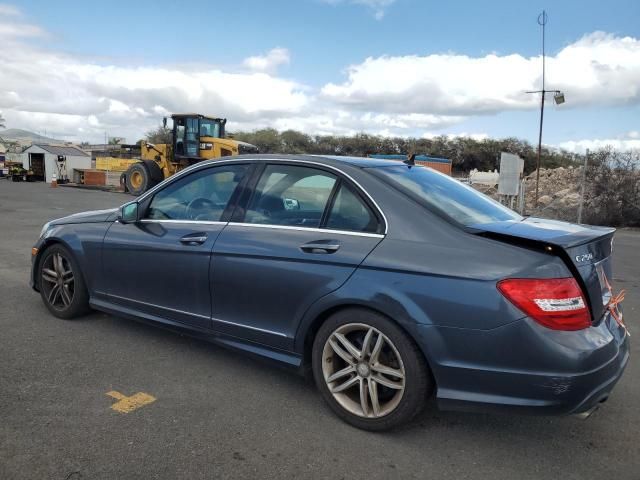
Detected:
left=22, top=144, right=90, bottom=183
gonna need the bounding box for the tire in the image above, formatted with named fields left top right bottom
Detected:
left=125, top=162, right=151, bottom=196
left=38, top=244, right=91, bottom=319
left=142, top=160, right=164, bottom=185
left=312, top=308, right=432, bottom=431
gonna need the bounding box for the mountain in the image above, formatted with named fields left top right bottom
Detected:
left=0, top=129, right=61, bottom=144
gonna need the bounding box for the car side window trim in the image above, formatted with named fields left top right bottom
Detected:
left=319, top=178, right=342, bottom=228
left=227, top=222, right=385, bottom=238
left=129, top=158, right=388, bottom=233
left=320, top=180, right=383, bottom=234
left=232, top=161, right=387, bottom=235
left=229, top=162, right=267, bottom=223
left=139, top=163, right=252, bottom=223
left=139, top=219, right=228, bottom=225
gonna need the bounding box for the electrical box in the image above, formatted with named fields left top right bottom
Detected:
left=498, top=153, right=524, bottom=196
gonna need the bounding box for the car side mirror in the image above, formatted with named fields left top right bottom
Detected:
left=119, top=202, right=139, bottom=224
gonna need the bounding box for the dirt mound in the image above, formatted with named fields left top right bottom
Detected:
left=523, top=166, right=584, bottom=220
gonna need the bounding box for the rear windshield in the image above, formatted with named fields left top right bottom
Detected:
left=370, top=164, right=522, bottom=227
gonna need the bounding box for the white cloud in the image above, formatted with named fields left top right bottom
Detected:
left=0, top=5, right=638, bottom=145
left=251, top=110, right=461, bottom=137
left=422, top=132, right=490, bottom=141
left=321, top=0, right=396, bottom=20
left=243, top=47, right=290, bottom=72
left=0, top=3, right=20, bottom=16
left=0, top=14, right=308, bottom=142
left=558, top=132, right=640, bottom=153
left=322, top=32, right=640, bottom=114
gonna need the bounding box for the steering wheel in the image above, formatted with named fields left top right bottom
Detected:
left=186, top=198, right=217, bottom=220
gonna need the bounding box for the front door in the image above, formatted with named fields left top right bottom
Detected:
left=211, top=162, right=385, bottom=350
left=100, top=163, right=250, bottom=328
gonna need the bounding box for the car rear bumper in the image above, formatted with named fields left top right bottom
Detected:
left=413, top=310, right=630, bottom=415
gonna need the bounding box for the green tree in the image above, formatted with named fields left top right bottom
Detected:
left=231, top=128, right=581, bottom=174
left=145, top=125, right=172, bottom=145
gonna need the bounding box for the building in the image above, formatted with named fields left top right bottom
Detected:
left=21, top=144, right=91, bottom=182
left=368, top=154, right=452, bottom=175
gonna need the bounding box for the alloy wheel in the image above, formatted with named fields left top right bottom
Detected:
left=41, top=252, right=75, bottom=310
left=321, top=323, right=405, bottom=418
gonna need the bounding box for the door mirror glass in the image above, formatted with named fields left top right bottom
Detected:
left=120, top=202, right=139, bottom=223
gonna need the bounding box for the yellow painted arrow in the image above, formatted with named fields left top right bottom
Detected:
left=106, top=390, right=156, bottom=413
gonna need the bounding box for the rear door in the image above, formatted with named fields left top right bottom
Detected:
left=210, top=162, right=385, bottom=350
left=100, top=163, right=250, bottom=328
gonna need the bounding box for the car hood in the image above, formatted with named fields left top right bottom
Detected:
left=51, top=208, right=119, bottom=226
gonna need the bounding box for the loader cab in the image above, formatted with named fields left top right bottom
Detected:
left=171, top=113, right=227, bottom=161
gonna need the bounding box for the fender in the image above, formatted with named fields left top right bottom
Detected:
left=33, top=222, right=111, bottom=293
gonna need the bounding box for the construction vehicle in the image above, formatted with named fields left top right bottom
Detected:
left=118, top=113, right=258, bottom=195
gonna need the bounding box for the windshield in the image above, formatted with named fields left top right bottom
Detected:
left=199, top=119, right=223, bottom=138
left=370, top=165, right=522, bottom=227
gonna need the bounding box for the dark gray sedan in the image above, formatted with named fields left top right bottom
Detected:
left=31, top=154, right=629, bottom=430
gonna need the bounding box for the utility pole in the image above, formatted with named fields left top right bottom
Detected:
left=577, top=148, right=589, bottom=224
left=526, top=11, right=565, bottom=207
left=534, top=10, right=547, bottom=207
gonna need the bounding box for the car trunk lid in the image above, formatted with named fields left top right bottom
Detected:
left=472, top=217, right=616, bottom=321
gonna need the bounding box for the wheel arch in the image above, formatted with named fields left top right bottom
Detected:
left=298, top=301, right=435, bottom=383
left=33, top=237, right=87, bottom=292
left=31, top=237, right=72, bottom=292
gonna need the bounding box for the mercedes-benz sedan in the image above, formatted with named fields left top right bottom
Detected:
left=31, top=154, right=629, bottom=430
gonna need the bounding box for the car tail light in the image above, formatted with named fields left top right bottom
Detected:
left=497, top=278, right=591, bottom=331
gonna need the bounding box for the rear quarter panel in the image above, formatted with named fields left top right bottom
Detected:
left=295, top=169, right=572, bottom=353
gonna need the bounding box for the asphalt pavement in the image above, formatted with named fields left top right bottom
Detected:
left=1, top=181, right=639, bottom=479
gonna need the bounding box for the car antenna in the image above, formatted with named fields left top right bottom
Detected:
left=404, top=153, right=416, bottom=167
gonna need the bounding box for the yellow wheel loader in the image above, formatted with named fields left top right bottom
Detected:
left=121, top=113, right=258, bottom=195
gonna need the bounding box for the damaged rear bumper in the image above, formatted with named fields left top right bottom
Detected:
left=415, top=310, right=630, bottom=415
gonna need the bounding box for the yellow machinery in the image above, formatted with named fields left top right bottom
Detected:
left=112, top=113, right=258, bottom=195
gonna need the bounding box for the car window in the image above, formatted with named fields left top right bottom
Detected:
left=145, top=164, right=248, bottom=221
left=244, top=165, right=337, bottom=228
left=370, top=165, right=522, bottom=227
left=326, top=184, right=379, bottom=233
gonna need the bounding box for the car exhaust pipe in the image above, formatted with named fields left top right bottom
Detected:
left=573, top=396, right=608, bottom=419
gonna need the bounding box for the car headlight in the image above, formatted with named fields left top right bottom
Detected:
left=39, top=221, right=51, bottom=238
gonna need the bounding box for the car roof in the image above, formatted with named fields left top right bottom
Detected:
left=215, top=153, right=400, bottom=168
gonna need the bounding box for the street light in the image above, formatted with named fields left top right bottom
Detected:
left=526, top=10, right=566, bottom=207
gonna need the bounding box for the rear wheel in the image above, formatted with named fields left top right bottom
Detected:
left=39, top=244, right=90, bottom=319
left=312, top=308, right=432, bottom=431
left=125, top=163, right=151, bottom=196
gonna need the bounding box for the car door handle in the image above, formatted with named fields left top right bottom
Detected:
left=300, top=242, right=340, bottom=254
left=180, top=233, right=208, bottom=245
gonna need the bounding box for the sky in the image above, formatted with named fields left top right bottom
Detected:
left=1, top=0, right=639, bottom=152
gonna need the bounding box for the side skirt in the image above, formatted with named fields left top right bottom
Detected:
left=89, top=297, right=303, bottom=370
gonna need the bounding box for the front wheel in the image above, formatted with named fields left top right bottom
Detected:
left=38, top=244, right=90, bottom=319
left=125, top=163, right=151, bottom=196
left=312, top=308, right=433, bottom=431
